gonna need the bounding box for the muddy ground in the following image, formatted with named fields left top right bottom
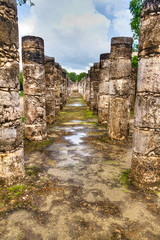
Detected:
left=0, top=92, right=160, bottom=240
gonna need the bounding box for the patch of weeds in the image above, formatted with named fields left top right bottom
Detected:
left=25, top=166, right=43, bottom=177
left=130, top=110, right=134, bottom=119
left=99, top=136, right=107, bottom=142
left=20, top=90, right=23, bottom=97
left=24, top=137, right=54, bottom=153
left=21, top=116, right=25, bottom=123
left=85, top=109, right=97, bottom=119
left=120, top=169, right=131, bottom=188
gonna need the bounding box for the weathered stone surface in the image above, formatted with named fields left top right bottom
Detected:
left=0, top=0, right=24, bottom=184
left=54, top=63, right=61, bottom=116
left=44, top=56, right=55, bottom=124
left=131, top=0, right=160, bottom=188
left=98, top=53, right=110, bottom=125
left=92, top=63, right=100, bottom=114
left=130, top=68, right=137, bottom=111
left=108, top=37, right=133, bottom=140
left=89, top=66, right=94, bottom=111
left=22, top=36, right=47, bottom=141
left=108, top=96, right=130, bottom=140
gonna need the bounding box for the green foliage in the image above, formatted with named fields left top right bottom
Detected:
left=77, top=72, right=86, bottom=82
left=129, top=0, right=144, bottom=41
left=20, top=71, right=23, bottom=91
left=132, top=55, right=138, bottom=68
left=63, top=68, right=87, bottom=82
left=17, top=0, right=34, bottom=6
left=20, top=90, right=23, bottom=97
left=120, top=169, right=131, bottom=188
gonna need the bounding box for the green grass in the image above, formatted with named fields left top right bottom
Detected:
left=130, top=110, right=134, bottom=118
left=20, top=90, right=23, bottom=97
left=120, top=169, right=131, bottom=188
left=21, top=116, right=25, bottom=123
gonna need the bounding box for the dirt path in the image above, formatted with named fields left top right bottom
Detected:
left=0, top=92, right=160, bottom=240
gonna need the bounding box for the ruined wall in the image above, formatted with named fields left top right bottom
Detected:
left=108, top=37, right=133, bottom=140
left=22, top=36, right=47, bottom=141
left=0, top=0, right=24, bottom=184
left=131, top=0, right=160, bottom=187
left=44, top=56, right=55, bottom=124
left=98, top=53, right=110, bottom=125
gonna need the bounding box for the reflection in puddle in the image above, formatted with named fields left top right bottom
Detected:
left=71, top=120, right=82, bottom=123
left=66, top=103, right=83, bottom=107
left=64, top=132, right=86, bottom=144
left=58, top=157, right=79, bottom=167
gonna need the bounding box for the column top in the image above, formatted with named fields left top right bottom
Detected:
left=94, top=63, right=100, bottom=69
left=22, top=35, right=44, bottom=49
left=100, top=53, right=110, bottom=60
left=45, top=56, right=55, bottom=63
left=111, top=37, right=133, bottom=45
left=2, top=0, right=17, bottom=10
left=141, top=0, right=160, bottom=17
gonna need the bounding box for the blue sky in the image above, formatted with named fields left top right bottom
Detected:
left=18, top=0, right=133, bottom=73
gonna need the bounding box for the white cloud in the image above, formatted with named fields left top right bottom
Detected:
left=18, top=0, right=132, bottom=72
left=18, top=0, right=111, bottom=71
left=112, top=9, right=132, bottom=36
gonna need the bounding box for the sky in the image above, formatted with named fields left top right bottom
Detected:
left=17, top=0, right=133, bottom=73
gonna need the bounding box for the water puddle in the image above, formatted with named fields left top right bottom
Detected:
left=57, top=157, right=79, bottom=167
left=64, top=132, right=86, bottom=145
left=66, top=103, right=83, bottom=107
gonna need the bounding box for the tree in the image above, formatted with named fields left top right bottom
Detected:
left=77, top=72, right=86, bottom=82
left=17, top=0, right=34, bottom=6
left=129, top=0, right=144, bottom=41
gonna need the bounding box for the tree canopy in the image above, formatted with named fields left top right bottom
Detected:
left=17, top=0, right=34, bottom=6
left=129, top=0, right=144, bottom=41
left=66, top=71, right=86, bottom=82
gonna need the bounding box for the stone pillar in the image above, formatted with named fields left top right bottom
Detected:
left=54, top=63, right=61, bottom=116
left=86, top=71, right=91, bottom=106
left=130, top=68, right=137, bottom=111
left=98, top=53, right=110, bottom=125
left=0, top=0, right=24, bottom=184
left=131, top=0, right=160, bottom=188
left=108, top=37, right=133, bottom=140
left=90, top=66, right=94, bottom=111
left=44, top=56, right=55, bottom=124
left=22, top=36, right=47, bottom=141
left=93, top=63, right=100, bottom=114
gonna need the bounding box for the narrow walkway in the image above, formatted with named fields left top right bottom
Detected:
left=0, top=92, right=160, bottom=240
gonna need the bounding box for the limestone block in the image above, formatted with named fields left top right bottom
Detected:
left=133, top=128, right=160, bottom=156
left=109, top=78, right=130, bottom=96
left=137, top=56, right=160, bottom=93
left=110, top=59, right=132, bottom=79
left=134, top=94, right=160, bottom=129
left=108, top=96, right=130, bottom=140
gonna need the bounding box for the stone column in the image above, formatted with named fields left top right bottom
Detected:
left=22, top=36, right=47, bottom=141
left=130, top=68, right=137, bottom=111
left=108, top=37, right=133, bottom=140
left=54, top=63, right=61, bottom=116
left=131, top=0, right=160, bottom=188
left=0, top=0, right=24, bottom=184
left=93, top=63, right=100, bottom=114
left=98, top=53, right=110, bottom=125
left=44, top=56, right=55, bottom=124
left=90, top=66, right=94, bottom=111
left=86, top=71, right=91, bottom=106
